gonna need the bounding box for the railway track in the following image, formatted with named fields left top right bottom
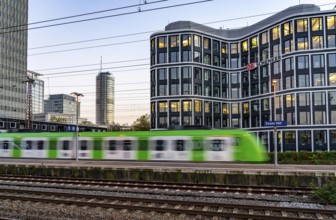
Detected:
left=0, top=175, right=312, bottom=196
left=0, top=187, right=335, bottom=220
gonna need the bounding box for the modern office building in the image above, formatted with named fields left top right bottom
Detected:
left=150, top=4, right=336, bottom=152
left=96, top=71, right=115, bottom=125
left=0, top=0, right=28, bottom=119
left=27, top=70, right=45, bottom=114
left=44, top=94, right=78, bottom=116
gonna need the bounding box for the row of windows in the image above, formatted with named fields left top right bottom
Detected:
left=152, top=16, right=336, bottom=51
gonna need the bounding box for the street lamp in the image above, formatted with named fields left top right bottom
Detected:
left=71, top=92, right=84, bottom=163
left=272, top=80, right=278, bottom=167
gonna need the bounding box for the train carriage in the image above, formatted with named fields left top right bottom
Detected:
left=0, top=129, right=268, bottom=162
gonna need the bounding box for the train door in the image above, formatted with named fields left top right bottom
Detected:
left=57, top=138, right=73, bottom=159
left=171, top=137, right=191, bottom=161
left=21, top=138, right=49, bottom=158
left=78, top=138, right=93, bottom=159
left=205, top=137, right=234, bottom=161
left=103, top=137, right=137, bottom=160
left=0, top=138, right=13, bottom=157
left=149, top=137, right=179, bottom=160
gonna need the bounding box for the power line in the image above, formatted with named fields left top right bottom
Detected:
left=49, top=81, right=149, bottom=87
left=1, top=0, right=168, bottom=31
left=1, top=0, right=213, bottom=35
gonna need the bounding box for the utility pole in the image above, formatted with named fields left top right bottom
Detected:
left=272, top=80, right=278, bottom=167
left=24, top=77, right=35, bottom=130
left=71, top=92, right=84, bottom=163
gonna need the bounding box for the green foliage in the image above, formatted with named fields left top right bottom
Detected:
left=131, top=114, right=150, bottom=131
left=269, top=151, right=336, bottom=165
left=312, top=180, right=336, bottom=204
left=108, top=123, right=122, bottom=131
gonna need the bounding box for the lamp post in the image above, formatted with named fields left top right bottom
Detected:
left=272, top=80, right=278, bottom=167
left=71, top=92, right=84, bottom=163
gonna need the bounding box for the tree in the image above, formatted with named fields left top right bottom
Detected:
left=131, top=114, right=150, bottom=131
left=108, top=122, right=122, bottom=131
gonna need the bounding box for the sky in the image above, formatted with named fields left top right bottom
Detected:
left=27, top=0, right=336, bottom=126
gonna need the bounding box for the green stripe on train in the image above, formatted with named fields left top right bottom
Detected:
left=12, top=137, right=21, bottom=158
left=192, top=136, right=204, bottom=161
left=93, top=137, right=103, bottom=159
left=48, top=137, right=58, bottom=159
left=137, top=137, right=149, bottom=160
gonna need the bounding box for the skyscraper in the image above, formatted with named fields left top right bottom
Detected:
left=0, top=0, right=28, bottom=119
left=96, top=72, right=115, bottom=125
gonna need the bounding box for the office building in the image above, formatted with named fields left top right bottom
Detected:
left=0, top=0, right=28, bottom=119
left=96, top=72, right=115, bottom=125
left=150, top=4, right=336, bottom=152
left=27, top=70, right=44, bottom=114
left=44, top=94, right=78, bottom=116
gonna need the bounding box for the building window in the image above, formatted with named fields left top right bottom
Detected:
left=158, top=52, right=166, bottom=63
left=284, top=57, right=293, bottom=71
left=231, top=73, right=239, bottom=84
left=171, top=116, right=180, bottom=126
left=285, top=76, right=293, bottom=89
left=283, top=21, right=293, bottom=36
left=159, top=117, right=167, bottom=128
left=231, top=88, right=239, bottom=98
left=10, top=122, right=16, bottom=128
left=169, top=68, right=179, bottom=80
left=213, top=40, right=219, bottom=52
left=182, top=67, right=191, bottom=79
left=194, top=35, right=201, bottom=47
left=261, top=31, right=268, bottom=44
left=170, top=101, right=180, bottom=112
left=297, top=37, right=308, bottom=50
left=159, top=102, right=168, bottom=112
left=329, top=72, right=336, bottom=86
left=313, top=92, right=325, bottom=106
left=182, top=34, right=191, bottom=47
left=213, top=55, right=220, bottom=66
left=182, top=83, right=191, bottom=95
left=158, top=36, right=167, bottom=48
left=194, top=51, right=201, bottom=63
left=312, top=36, right=323, bottom=49
left=158, top=85, right=167, bottom=96
left=183, top=100, right=192, bottom=112
left=284, top=39, right=293, bottom=53
left=314, top=111, right=326, bottom=124
left=261, top=48, right=268, bottom=61
left=182, top=51, right=191, bottom=62
left=158, top=68, right=167, bottom=80
left=327, top=15, right=336, bottom=30
left=328, top=53, right=336, bottom=67
left=170, top=52, right=179, bottom=62
left=328, top=35, right=336, bottom=47
left=298, top=74, right=310, bottom=87
left=272, top=44, right=280, bottom=57
left=311, top=17, right=323, bottom=31
left=230, top=58, right=239, bottom=68
left=151, top=39, right=155, bottom=50
left=271, top=26, right=280, bottom=40
left=221, top=42, right=227, bottom=54
left=297, top=55, right=309, bottom=69
left=194, top=100, right=202, bottom=112
left=170, top=84, right=179, bottom=95
left=251, top=36, right=258, bottom=48
left=299, top=112, right=310, bottom=125
left=203, top=54, right=211, bottom=65
left=313, top=73, right=325, bottom=86
left=169, top=35, right=179, bottom=48
left=296, top=19, right=308, bottom=32
left=231, top=103, right=239, bottom=114
left=241, top=40, right=248, bottom=52
left=298, top=93, right=310, bottom=106
left=230, top=43, right=238, bottom=54
left=204, top=101, right=211, bottom=113
left=312, top=54, right=324, bottom=68
left=203, top=37, right=210, bottom=50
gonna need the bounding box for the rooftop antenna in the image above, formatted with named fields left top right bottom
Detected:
left=100, top=56, right=103, bottom=72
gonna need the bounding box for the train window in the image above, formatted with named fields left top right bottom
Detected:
left=175, top=140, right=185, bottom=151
left=108, top=140, right=116, bottom=151
left=26, top=141, right=32, bottom=150
left=155, top=140, right=165, bottom=151
left=123, top=140, right=132, bottom=151
left=37, top=141, right=44, bottom=150
left=211, top=139, right=223, bottom=151
left=63, top=140, right=70, bottom=150
left=80, top=140, right=87, bottom=150
left=3, top=141, right=9, bottom=150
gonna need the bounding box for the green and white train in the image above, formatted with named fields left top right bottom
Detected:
left=0, top=129, right=268, bottom=162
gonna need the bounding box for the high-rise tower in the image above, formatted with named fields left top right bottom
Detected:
left=0, top=0, right=28, bottom=119
left=96, top=72, right=115, bottom=125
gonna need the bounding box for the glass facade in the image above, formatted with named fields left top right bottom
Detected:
left=96, top=72, right=115, bottom=125
left=150, top=5, right=336, bottom=152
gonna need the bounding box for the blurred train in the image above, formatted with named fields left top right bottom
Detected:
left=0, top=129, right=268, bottom=162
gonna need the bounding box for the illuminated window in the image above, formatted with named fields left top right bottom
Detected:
left=230, top=43, right=238, bottom=54
left=194, top=35, right=201, bottom=47
left=222, top=103, right=229, bottom=114
left=183, top=100, right=191, bottom=112
left=159, top=102, right=168, bottom=112
left=297, top=37, right=308, bottom=50
left=251, top=36, right=258, bottom=48
left=158, top=37, right=166, bottom=48
left=327, top=16, right=336, bottom=30
left=285, top=94, right=295, bottom=108
left=203, top=37, right=210, bottom=49
left=283, top=22, right=293, bottom=36
left=241, top=40, right=248, bottom=52
left=312, top=36, right=323, bottom=49
left=243, top=102, right=249, bottom=114
left=170, top=101, right=180, bottom=112
left=221, top=42, right=227, bottom=54
left=169, top=35, right=179, bottom=48
left=231, top=103, right=239, bottom=114
left=271, top=26, right=280, bottom=40
left=182, top=34, right=191, bottom=47
left=261, top=31, right=268, bottom=44
left=311, top=17, right=323, bottom=31
left=194, top=100, right=201, bottom=112
left=204, top=101, right=211, bottom=113
left=296, top=19, right=308, bottom=32
left=329, top=73, right=336, bottom=86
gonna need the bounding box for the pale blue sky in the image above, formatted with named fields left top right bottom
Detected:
left=27, top=0, right=336, bottom=125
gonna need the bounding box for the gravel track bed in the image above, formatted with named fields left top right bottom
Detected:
left=0, top=184, right=335, bottom=219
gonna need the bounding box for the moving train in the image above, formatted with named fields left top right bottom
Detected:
left=0, top=129, right=268, bottom=162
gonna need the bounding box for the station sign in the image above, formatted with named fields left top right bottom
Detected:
left=264, top=121, right=287, bottom=126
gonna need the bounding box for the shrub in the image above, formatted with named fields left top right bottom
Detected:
left=311, top=180, right=336, bottom=205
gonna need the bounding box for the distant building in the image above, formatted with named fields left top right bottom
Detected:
left=0, top=0, right=28, bottom=119
left=27, top=70, right=44, bottom=114
left=96, top=72, right=115, bottom=125
left=44, top=94, right=78, bottom=116
left=33, top=112, right=87, bottom=124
